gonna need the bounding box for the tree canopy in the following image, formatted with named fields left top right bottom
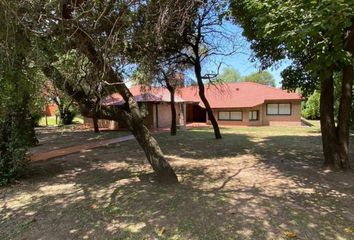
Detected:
left=218, top=67, right=241, bottom=83
left=218, top=67, right=275, bottom=87
left=302, top=91, right=320, bottom=120
left=243, top=71, right=275, bottom=87
left=230, top=0, right=354, bottom=169
left=0, top=0, right=202, bottom=183
left=230, top=0, right=354, bottom=88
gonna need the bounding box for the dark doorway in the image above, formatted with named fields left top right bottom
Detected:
left=186, top=104, right=206, bottom=123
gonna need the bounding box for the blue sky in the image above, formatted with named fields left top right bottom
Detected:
left=126, top=23, right=291, bottom=87
left=213, top=50, right=290, bottom=87
left=204, top=23, right=291, bottom=87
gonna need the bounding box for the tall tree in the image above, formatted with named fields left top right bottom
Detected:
left=2, top=0, right=197, bottom=183
left=179, top=0, right=238, bottom=139
left=0, top=1, right=41, bottom=184
left=218, top=67, right=241, bottom=83
left=243, top=71, right=276, bottom=87
left=131, top=66, right=182, bottom=136
left=57, top=0, right=196, bottom=182
left=230, top=0, right=354, bottom=169
left=157, top=67, right=187, bottom=136
left=127, top=0, right=195, bottom=136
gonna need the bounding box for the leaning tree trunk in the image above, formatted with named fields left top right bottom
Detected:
left=129, top=121, right=178, bottom=183
left=101, top=76, right=178, bottom=183
left=194, top=61, right=222, bottom=139
left=166, top=83, right=177, bottom=136
left=61, top=2, right=178, bottom=183
left=112, top=82, right=178, bottom=183
left=320, top=74, right=341, bottom=169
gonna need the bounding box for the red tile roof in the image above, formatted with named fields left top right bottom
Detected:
left=179, top=82, right=302, bottom=108
left=102, top=85, right=186, bottom=106
left=103, top=82, right=302, bottom=108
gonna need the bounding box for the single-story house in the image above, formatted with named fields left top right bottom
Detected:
left=84, top=82, right=302, bottom=129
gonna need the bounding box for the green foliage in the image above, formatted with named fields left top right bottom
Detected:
left=32, top=113, right=43, bottom=127
left=0, top=69, right=32, bottom=186
left=302, top=91, right=320, bottom=120
left=301, top=78, right=354, bottom=124
left=243, top=71, right=275, bottom=87
left=52, top=95, right=78, bottom=126
left=59, top=109, right=77, bottom=125
left=218, top=67, right=275, bottom=86
left=0, top=1, right=44, bottom=185
left=230, top=0, right=354, bottom=88
left=218, top=67, right=241, bottom=83
left=128, top=0, right=196, bottom=68
left=351, top=97, right=354, bottom=128
left=45, top=51, right=89, bottom=125
left=0, top=106, right=31, bottom=186
left=281, top=63, right=317, bottom=96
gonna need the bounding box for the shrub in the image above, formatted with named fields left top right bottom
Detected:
left=60, top=109, right=76, bottom=125
left=0, top=112, right=30, bottom=186
left=302, top=91, right=320, bottom=120
left=31, top=112, right=44, bottom=127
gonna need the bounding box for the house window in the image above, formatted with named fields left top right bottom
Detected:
left=266, top=103, right=291, bottom=115
left=249, top=110, right=259, bottom=121
left=218, top=111, right=242, bottom=121
left=230, top=112, right=242, bottom=120
left=267, top=104, right=278, bottom=115
left=279, top=104, right=291, bottom=115
left=218, top=112, right=230, bottom=120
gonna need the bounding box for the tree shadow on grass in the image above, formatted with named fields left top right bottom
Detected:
left=252, top=133, right=354, bottom=191
left=3, top=164, right=353, bottom=239
left=155, top=130, right=256, bottom=160
left=251, top=134, right=354, bottom=228
left=1, top=128, right=354, bottom=239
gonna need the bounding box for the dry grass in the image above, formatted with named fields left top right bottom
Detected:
left=1, top=124, right=354, bottom=240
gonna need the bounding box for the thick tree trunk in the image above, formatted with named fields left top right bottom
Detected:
left=121, top=89, right=178, bottom=183
left=60, top=3, right=178, bottom=183
left=42, top=62, right=178, bottom=183
left=320, top=75, right=341, bottom=169
left=166, top=83, right=177, bottom=135
left=337, top=65, right=353, bottom=169
left=194, top=62, right=222, bottom=139
left=336, top=20, right=354, bottom=169
left=129, top=122, right=178, bottom=183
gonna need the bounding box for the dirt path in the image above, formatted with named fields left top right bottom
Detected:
left=31, top=135, right=135, bottom=161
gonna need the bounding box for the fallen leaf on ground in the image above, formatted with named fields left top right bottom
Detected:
left=344, top=227, right=354, bottom=234
left=158, top=227, right=166, bottom=236
left=284, top=230, right=297, bottom=238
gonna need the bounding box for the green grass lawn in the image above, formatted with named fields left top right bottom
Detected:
left=1, top=124, right=354, bottom=240
left=38, top=115, right=84, bottom=127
